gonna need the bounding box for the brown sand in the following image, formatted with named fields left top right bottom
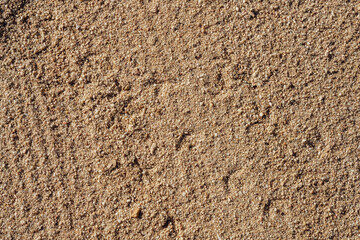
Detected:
left=1, top=0, right=360, bottom=239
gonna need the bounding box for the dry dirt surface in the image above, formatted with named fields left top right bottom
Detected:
left=1, top=0, right=360, bottom=239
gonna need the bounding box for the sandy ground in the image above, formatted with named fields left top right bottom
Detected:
left=1, top=0, right=360, bottom=239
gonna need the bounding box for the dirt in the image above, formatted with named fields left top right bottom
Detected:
left=1, top=0, right=360, bottom=239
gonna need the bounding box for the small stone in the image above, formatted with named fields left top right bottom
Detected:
left=150, top=143, right=157, bottom=155
left=123, top=84, right=131, bottom=91
left=131, top=207, right=141, bottom=218
left=289, top=149, right=294, bottom=156
left=147, top=35, right=157, bottom=46
left=200, top=25, right=207, bottom=33
left=105, top=159, right=117, bottom=172
left=150, top=4, right=159, bottom=13
left=248, top=8, right=259, bottom=19
left=271, top=5, right=279, bottom=11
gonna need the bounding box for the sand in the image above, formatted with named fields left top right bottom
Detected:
left=1, top=0, right=360, bottom=239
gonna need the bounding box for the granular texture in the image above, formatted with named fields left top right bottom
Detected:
left=1, top=0, right=360, bottom=239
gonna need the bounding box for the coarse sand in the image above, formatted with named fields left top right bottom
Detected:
left=1, top=0, right=360, bottom=239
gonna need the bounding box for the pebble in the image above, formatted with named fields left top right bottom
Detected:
left=150, top=4, right=159, bottom=14
left=105, top=159, right=117, bottom=172
left=131, top=207, right=141, bottom=218
left=150, top=143, right=157, bottom=155
left=289, top=149, right=294, bottom=156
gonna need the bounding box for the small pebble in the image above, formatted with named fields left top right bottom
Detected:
left=150, top=143, right=157, bottom=155
left=289, top=149, right=295, bottom=156
left=150, top=4, right=159, bottom=13
left=131, top=207, right=141, bottom=218
left=105, top=159, right=117, bottom=172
